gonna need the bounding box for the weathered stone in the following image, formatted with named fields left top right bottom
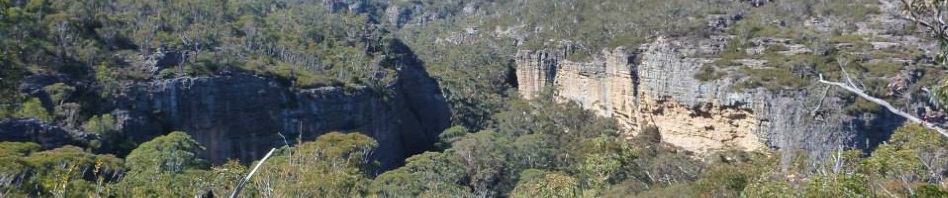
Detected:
left=515, top=36, right=903, bottom=158
left=0, top=118, right=91, bottom=149
left=107, top=63, right=449, bottom=170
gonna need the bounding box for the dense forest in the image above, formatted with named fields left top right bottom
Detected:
left=1, top=0, right=948, bottom=197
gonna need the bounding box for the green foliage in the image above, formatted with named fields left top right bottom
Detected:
left=43, top=83, right=74, bottom=105
left=688, top=123, right=948, bottom=198
left=0, top=144, right=125, bottom=197
left=860, top=124, right=947, bottom=182
left=156, top=68, right=177, bottom=79
left=116, top=131, right=212, bottom=197
left=801, top=172, right=871, bottom=197
left=631, top=183, right=695, bottom=198
left=0, top=142, right=41, bottom=157
left=83, top=114, right=116, bottom=137
left=84, top=113, right=135, bottom=154
left=124, top=131, right=208, bottom=173
left=510, top=172, right=582, bottom=198
left=95, top=61, right=118, bottom=98
left=244, top=132, right=378, bottom=197
left=449, top=130, right=514, bottom=196
left=695, top=65, right=724, bottom=82
left=264, top=62, right=344, bottom=88
left=0, top=142, right=41, bottom=175
left=576, top=136, right=638, bottom=191
left=371, top=152, right=471, bottom=197
left=13, top=98, right=52, bottom=122
left=916, top=185, right=948, bottom=197
left=694, top=166, right=751, bottom=197
left=435, top=125, right=469, bottom=150
left=741, top=180, right=797, bottom=198
left=406, top=41, right=511, bottom=131
left=741, top=67, right=808, bottom=90
left=703, top=0, right=911, bottom=94
left=935, top=80, right=948, bottom=110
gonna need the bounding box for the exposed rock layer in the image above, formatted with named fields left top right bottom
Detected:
left=0, top=118, right=91, bottom=149
left=109, top=65, right=449, bottom=169
left=516, top=36, right=900, bottom=157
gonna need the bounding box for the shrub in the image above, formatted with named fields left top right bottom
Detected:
left=695, top=65, right=723, bottom=81
left=157, top=68, right=178, bottom=79
left=43, top=83, right=74, bottom=105
left=14, top=98, right=51, bottom=122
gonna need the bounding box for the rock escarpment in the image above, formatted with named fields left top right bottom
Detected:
left=107, top=63, right=450, bottom=170
left=516, top=36, right=901, bottom=157
left=0, top=118, right=92, bottom=149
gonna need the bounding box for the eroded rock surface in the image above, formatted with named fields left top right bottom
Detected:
left=515, top=36, right=903, bottom=158
left=0, top=118, right=91, bottom=149
left=107, top=64, right=449, bottom=170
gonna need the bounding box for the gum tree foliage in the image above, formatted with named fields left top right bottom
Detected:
left=371, top=151, right=471, bottom=197
left=123, top=131, right=208, bottom=173
left=509, top=171, right=582, bottom=198
left=897, top=0, right=948, bottom=107
left=0, top=142, right=125, bottom=197
left=243, top=132, right=378, bottom=197
left=898, top=0, right=948, bottom=109
left=114, top=131, right=210, bottom=196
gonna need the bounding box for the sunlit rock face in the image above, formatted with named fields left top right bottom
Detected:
left=515, top=36, right=901, bottom=158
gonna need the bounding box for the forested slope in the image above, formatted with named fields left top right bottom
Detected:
left=1, top=0, right=947, bottom=197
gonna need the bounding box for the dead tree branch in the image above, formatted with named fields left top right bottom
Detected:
left=818, top=74, right=948, bottom=138
left=230, top=148, right=277, bottom=198
left=811, top=85, right=832, bottom=118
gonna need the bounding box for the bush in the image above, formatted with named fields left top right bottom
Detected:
left=124, top=131, right=208, bottom=173
left=266, top=63, right=343, bottom=88
left=13, top=98, right=51, bottom=122
left=43, top=83, right=74, bottom=105
left=695, top=65, right=723, bottom=81
left=0, top=145, right=125, bottom=197
left=157, top=68, right=178, bottom=79
left=510, top=172, right=581, bottom=198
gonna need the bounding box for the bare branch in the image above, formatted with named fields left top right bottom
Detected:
left=230, top=148, right=277, bottom=198
left=818, top=74, right=948, bottom=138
left=837, top=59, right=862, bottom=89
left=810, top=85, right=832, bottom=118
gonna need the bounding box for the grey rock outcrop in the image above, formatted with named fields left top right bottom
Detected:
left=107, top=63, right=450, bottom=170
left=0, top=118, right=92, bottom=149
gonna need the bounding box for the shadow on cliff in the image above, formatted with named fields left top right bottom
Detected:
left=103, top=38, right=451, bottom=172
left=850, top=110, right=905, bottom=152
left=380, top=38, right=453, bottom=167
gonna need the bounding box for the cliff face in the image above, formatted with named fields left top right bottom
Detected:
left=515, top=36, right=900, bottom=157
left=0, top=118, right=92, bottom=149
left=108, top=64, right=450, bottom=170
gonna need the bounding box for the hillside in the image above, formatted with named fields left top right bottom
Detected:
left=1, top=0, right=947, bottom=197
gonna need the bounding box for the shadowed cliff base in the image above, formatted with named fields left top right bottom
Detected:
left=85, top=39, right=452, bottom=171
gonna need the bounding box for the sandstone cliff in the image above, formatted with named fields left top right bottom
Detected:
left=515, top=36, right=904, bottom=158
